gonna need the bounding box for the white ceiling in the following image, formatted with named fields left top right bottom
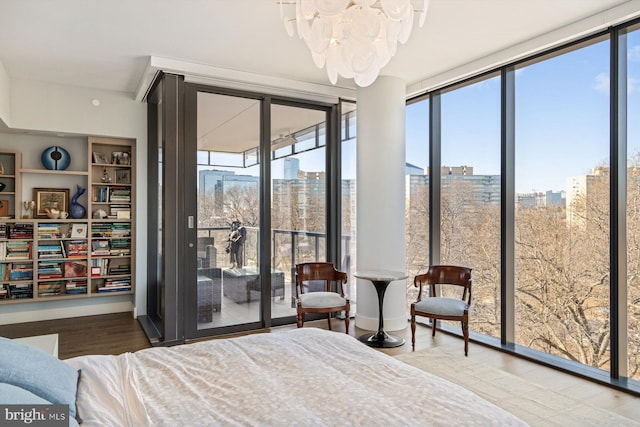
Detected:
left=1, top=0, right=637, bottom=95
left=1, top=0, right=639, bottom=151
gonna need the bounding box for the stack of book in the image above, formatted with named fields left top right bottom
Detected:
left=110, top=186, right=131, bottom=202
left=37, top=261, right=63, bottom=279
left=65, top=240, right=88, bottom=258
left=109, top=205, right=131, bottom=219
left=8, top=262, right=33, bottom=281
left=111, top=223, right=131, bottom=238
left=65, top=280, right=87, bottom=295
left=110, top=239, right=130, bottom=256
left=37, top=242, right=64, bottom=259
left=37, top=223, right=62, bottom=239
left=91, top=240, right=110, bottom=256
left=8, top=283, right=33, bottom=299
left=38, top=281, right=62, bottom=297
left=91, top=223, right=112, bottom=238
left=108, top=263, right=130, bottom=275
left=97, top=278, right=131, bottom=293
left=5, top=241, right=32, bottom=260
left=0, top=224, right=7, bottom=239
left=0, top=284, right=7, bottom=299
left=8, top=223, right=33, bottom=239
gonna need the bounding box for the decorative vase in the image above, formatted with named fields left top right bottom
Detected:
left=41, top=146, right=71, bottom=170
left=69, top=185, right=86, bottom=219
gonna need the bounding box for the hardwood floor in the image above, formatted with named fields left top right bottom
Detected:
left=0, top=312, right=150, bottom=359
left=1, top=313, right=639, bottom=422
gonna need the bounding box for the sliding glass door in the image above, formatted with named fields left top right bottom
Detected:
left=270, top=103, right=330, bottom=323
left=192, top=91, right=262, bottom=333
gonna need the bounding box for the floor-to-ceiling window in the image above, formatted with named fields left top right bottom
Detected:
left=405, top=97, right=430, bottom=307
left=513, top=38, right=611, bottom=371
left=270, top=103, right=329, bottom=321
left=440, top=75, right=501, bottom=339
left=625, top=24, right=640, bottom=381
left=341, top=101, right=357, bottom=312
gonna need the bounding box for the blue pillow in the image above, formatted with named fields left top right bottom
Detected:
left=0, top=382, right=51, bottom=404
left=0, top=337, right=79, bottom=420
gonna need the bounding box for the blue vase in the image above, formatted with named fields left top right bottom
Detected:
left=41, top=146, right=71, bottom=170
left=69, top=185, right=86, bottom=219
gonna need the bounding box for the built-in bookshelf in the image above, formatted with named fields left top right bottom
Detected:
left=0, top=150, right=20, bottom=220
left=0, top=137, right=135, bottom=303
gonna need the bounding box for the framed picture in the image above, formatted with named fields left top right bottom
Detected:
left=115, top=168, right=131, bottom=184
left=91, top=266, right=101, bottom=277
left=33, top=188, right=70, bottom=219
left=92, top=152, right=108, bottom=164
left=111, top=151, right=131, bottom=165
left=71, top=223, right=87, bottom=238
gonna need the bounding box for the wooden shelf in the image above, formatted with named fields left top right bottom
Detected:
left=0, top=137, right=135, bottom=304
left=21, top=169, right=89, bottom=176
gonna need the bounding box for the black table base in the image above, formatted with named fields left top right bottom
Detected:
left=358, top=331, right=405, bottom=348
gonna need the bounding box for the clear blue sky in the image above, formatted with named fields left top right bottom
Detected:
left=404, top=35, right=640, bottom=194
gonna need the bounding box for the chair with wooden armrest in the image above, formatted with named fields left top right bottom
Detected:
left=411, top=265, right=473, bottom=356
left=295, top=262, right=350, bottom=333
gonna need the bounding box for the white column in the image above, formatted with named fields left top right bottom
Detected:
left=355, top=76, right=407, bottom=331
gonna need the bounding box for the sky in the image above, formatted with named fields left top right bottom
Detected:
left=405, top=34, right=640, bottom=194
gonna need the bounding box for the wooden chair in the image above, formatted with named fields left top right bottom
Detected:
left=295, top=262, right=350, bottom=333
left=411, top=265, right=473, bottom=355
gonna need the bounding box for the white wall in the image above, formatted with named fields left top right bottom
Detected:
left=0, top=61, right=10, bottom=128
left=0, top=79, right=147, bottom=324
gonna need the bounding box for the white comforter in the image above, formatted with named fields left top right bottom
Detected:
left=66, top=328, right=527, bottom=426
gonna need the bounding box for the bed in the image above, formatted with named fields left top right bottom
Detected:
left=2, top=328, right=527, bottom=426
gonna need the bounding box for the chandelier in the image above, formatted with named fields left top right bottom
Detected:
left=280, top=0, right=429, bottom=87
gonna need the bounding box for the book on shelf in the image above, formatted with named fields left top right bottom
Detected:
left=92, top=186, right=110, bottom=203
left=109, top=186, right=131, bottom=202
left=109, top=239, right=131, bottom=256
left=37, top=242, right=64, bottom=259
left=90, top=258, right=109, bottom=276
left=8, top=223, right=34, bottom=239
left=38, top=281, right=62, bottom=297
left=65, top=280, right=88, bottom=295
left=107, top=264, right=130, bottom=275
left=7, top=283, right=33, bottom=299
left=37, top=223, right=62, bottom=239
left=64, top=240, right=88, bottom=258
left=37, top=260, right=63, bottom=279
left=5, top=241, right=32, bottom=260
left=9, top=262, right=33, bottom=281
left=98, top=277, right=131, bottom=293
left=91, top=240, right=110, bottom=256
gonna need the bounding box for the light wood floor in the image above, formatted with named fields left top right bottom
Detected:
left=1, top=312, right=638, bottom=422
